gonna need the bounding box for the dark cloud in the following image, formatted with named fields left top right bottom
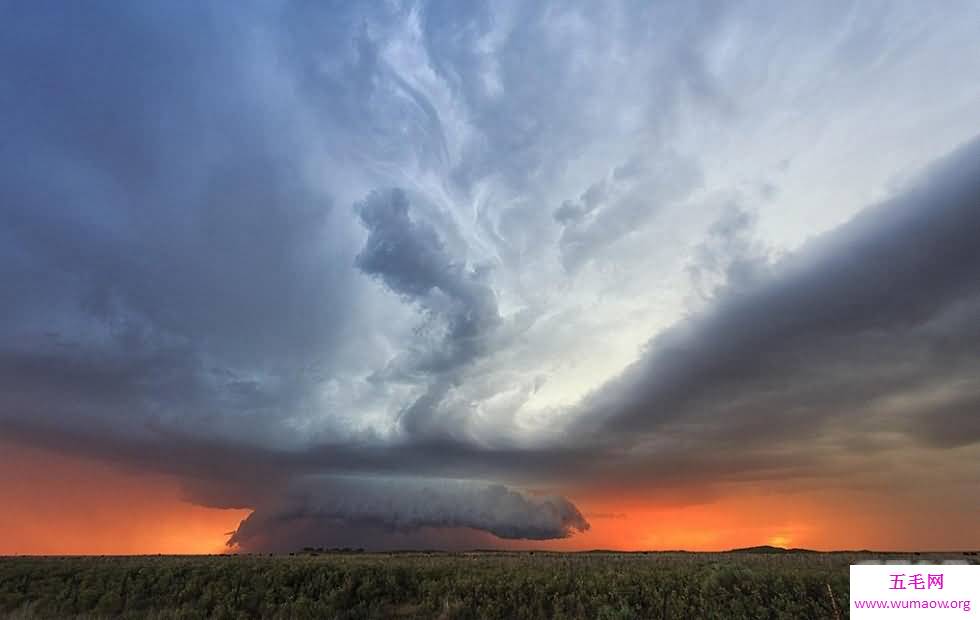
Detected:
left=228, top=476, right=588, bottom=551
left=227, top=520, right=503, bottom=554
left=0, top=1, right=375, bottom=453
left=354, top=189, right=503, bottom=436
left=355, top=188, right=501, bottom=367
left=2, top=0, right=979, bottom=551
left=573, top=135, right=980, bottom=461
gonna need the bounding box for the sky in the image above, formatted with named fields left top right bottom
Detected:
left=1, top=0, right=979, bottom=554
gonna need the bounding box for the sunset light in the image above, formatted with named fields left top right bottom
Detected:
left=2, top=1, right=979, bottom=617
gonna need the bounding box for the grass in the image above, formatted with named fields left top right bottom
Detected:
left=0, top=550, right=974, bottom=619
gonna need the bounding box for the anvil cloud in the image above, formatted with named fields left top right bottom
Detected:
left=2, top=1, right=979, bottom=551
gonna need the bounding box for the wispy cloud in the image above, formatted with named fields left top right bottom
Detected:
left=2, top=0, right=979, bottom=550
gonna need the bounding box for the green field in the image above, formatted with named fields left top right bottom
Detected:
left=0, top=551, right=974, bottom=619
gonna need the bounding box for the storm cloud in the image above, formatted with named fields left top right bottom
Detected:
left=228, top=476, right=588, bottom=551
left=580, top=135, right=980, bottom=440
left=2, top=1, right=980, bottom=551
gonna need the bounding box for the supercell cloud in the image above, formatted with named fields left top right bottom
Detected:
left=1, top=1, right=979, bottom=550
left=228, top=476, right=588, bottom=552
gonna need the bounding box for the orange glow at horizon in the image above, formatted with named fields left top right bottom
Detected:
left=0, top=441, right=250, bottom=555
left=3, top=440, right=977, bottom=554
left=511, top=487, right=980, bottom=553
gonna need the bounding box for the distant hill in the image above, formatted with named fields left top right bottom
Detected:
left=727, top=545, right=818, bottom=554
